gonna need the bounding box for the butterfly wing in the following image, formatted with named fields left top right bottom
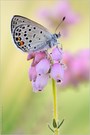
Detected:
left=11, top=15, right=52, bottom=52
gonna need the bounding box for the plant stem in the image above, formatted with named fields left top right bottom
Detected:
left=52, top=79, right=59, bottom=135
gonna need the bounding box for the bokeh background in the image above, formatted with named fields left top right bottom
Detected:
left=1, top=0, right=89, bottom=135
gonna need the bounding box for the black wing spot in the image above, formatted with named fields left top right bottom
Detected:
left=29, top=29, right=31, bottom=31
left=18, top=42, right=20, bottom=46
left=34, top=46, right=36, bottom=49
left=24, top=31, right=27, bottom=33
left=29, top=40, right=32, bottom=43
left=33, top=27, right=36, bottom=29
left=27, top=25, right=30, bottom=27
left=22, top=26, right=25, bottom=29
left=16, top=37, right=18, bottom=41
left=19, top=29, right=21, bottom=32
left=40, top=31, right=42, bottom=33
left=28, top=44, right=31, bottom=47
left=24, top=34, right=27, bottom=36
left=26, top=37, right=28, bottom=40
left=15, top=33, right=18, bottom=36
left=39, top=38, right=40, bottom=40
left=33, top=34, right=36, bottom=38
left=18, top=33, right=21, bottom=36
left=16, top=29, right=19, bottom=31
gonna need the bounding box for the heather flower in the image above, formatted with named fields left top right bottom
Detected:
left=70, top=49, right=89, bottom=84
left=27, top=46, right=66, bottom=134
left=50, top=63, right=64, bottom=83
left=36, top=58, right=50, bottom=75
left=61, top=49, right=89, bottom=87
left=32, top=74, right=49, bottom=92
left=27, top=51, right=47, bottom=66
left=28, top=47, right=65, bottom=92
left=38, top=0, right=79, bottom=36
left=51, top=47, right=63, bottom=61
left=28, top=66, right=37, bottom=81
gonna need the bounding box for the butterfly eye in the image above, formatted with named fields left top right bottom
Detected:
left=55, top=34, right=58, bottom=38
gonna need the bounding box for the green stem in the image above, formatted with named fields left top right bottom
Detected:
left=52, top=79, right=59, bottom=135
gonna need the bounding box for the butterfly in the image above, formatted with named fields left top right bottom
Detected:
left=11, top=15, right=64, bottom=53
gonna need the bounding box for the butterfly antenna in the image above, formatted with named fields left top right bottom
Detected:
left=55, top=17, right=66, bottom=33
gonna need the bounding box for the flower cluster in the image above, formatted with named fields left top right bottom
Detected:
left=61, top=49, right=89, bottom=87
left=38, top=0, right=79, bottom=36
left=27, top=47, right=65, bottom=92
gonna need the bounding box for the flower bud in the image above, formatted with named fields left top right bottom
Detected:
left=51, top=47, right=63, bottom=61
left=32, top=51, right=46, bottom=66
left=36, top=58, right=50, bottom=75
left=28, top=66, right=37, bottom=81
left=27, top=52, right=35, bottom=60
left=50, top=63, right=64, bottom=83
left=32, top=74, right=49, bottom=92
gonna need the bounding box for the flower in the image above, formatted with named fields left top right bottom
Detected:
left=50, top=63, right=64, bottom=82
left=36, top=58, right=50, bottom=75
left=28, top=66, right=37, bottom=81
left=32, top=74, right=49, bottom=92
left=61, top=49, right=89, bottom=88
left=28, top=47, right=65, bottom=92
left=38, top=0, right=80, bottom=36
left=51, top=47, right=63, bottom=61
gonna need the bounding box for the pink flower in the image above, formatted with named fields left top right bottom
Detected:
left=71, top=49, right=89, bottom=83
left=51, top=47, right=63, bottom=61
left=28, top=66, right=37, bottom=81
left=36, top=58, right=50, bottom=75
left=51, top=63, right=64, bottom=83
left=32, top=74, right=49, bottom=92
left=27, top=51, right=46, bottom=66
left=62, top=49, right=89, bottom=87
left=27, top=52, right=35, bottom=60
left=28, top=47, right=65, bottom=92
left=38, top=0, right=80, bottom=36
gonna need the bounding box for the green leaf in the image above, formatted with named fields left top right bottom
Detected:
left=58, top=119, right=64, bottom=129
left=53, top=118, right=57, bottom=128
left=48, top=124, right=54, bottom=133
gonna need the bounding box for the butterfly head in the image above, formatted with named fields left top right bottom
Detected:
left=53, top=32, right=61, bottom=39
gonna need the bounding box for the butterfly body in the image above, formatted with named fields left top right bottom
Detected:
left=11, top=15, right=60, bottom=53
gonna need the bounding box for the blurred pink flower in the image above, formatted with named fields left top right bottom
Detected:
left=38, top=0, right=80, bottom=36
left=61, top=49, right=89, bottom=88
left=28, top=47, right=65, bottom=92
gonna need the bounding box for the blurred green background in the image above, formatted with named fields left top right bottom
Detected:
left=1, top=0, right=89, bottom=135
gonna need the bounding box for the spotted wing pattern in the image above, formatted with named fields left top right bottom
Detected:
left=11, top=15, right=52, bottom=52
